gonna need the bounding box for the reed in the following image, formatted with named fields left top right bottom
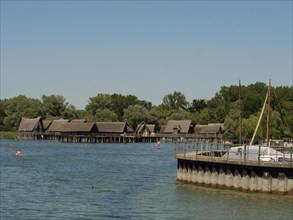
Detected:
left=0, top=131, right=17, bottom=139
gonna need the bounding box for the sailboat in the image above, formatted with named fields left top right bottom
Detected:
left=222, top=80, right=291, bottom=162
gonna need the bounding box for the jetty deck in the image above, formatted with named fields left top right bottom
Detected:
left=175, top=144, right=293, bottom=195
left=176, top=151, right=293, bottom=168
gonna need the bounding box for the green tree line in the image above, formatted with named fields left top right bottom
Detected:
left=1, top=82, right=292, bottom=143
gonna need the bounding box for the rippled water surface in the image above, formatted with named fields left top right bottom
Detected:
left=1, top=140, right=292, bottom=219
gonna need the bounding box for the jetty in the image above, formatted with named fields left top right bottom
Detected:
left=175, top=142, right=293, bottom=195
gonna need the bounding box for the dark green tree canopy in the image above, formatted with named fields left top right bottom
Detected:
left=189, top=99, right=207, bottom=112
left=85, top=93, right=151, bottom=120
left=162, top=91, right=189, bottom=110
left=123, top=105, right=151, bottom=129
left=42, top=95, right=68, bottom=117
left=1, top=95, right=43, bottom=131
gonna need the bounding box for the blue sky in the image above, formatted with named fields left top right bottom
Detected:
left=1, top=1, right=292, bottom=109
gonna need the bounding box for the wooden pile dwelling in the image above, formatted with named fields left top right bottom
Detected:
left=18, top=117, right=44, bottom=140
left=135, top=122, right=159, bottom=143
left=158, top=120, right=223, bottom=143
left=18, top=117, right=224, bottom=143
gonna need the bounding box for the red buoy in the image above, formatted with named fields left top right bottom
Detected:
left=15, top=150, right=22, bottom=158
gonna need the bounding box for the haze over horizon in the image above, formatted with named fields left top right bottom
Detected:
left=1, top=1, right=292, bottom=109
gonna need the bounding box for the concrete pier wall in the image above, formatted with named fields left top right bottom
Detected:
left=177, top=159, right=293, bottom=195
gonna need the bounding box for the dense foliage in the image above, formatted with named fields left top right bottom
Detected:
left=1, top=83, right=292, bottom=143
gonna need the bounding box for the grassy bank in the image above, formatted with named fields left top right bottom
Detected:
left=0, top=131, right=17, bottom=139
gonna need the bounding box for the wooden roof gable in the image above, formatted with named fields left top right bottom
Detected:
left=71, top=119, right=87, bottom=123
left=194, top=125, right=204, bottom=133
left=164, top=120, right=192, bottom=134
left=42, top=120, right=53, bottom=130
left=18, top=117, right=42, bottom=132
left=146, top=124, right=155, bottom=133
left=136, top=122, right=155, bottom=134
left=47, top=119, right=69, bottom=132
left=58, top=122, right=98, bottom=133
left=200, top=124, right=223, bottom=134
left=209, top=123, right=224, bottom=131
left=96, top=122, right=134, bottom=133
left=135, top=122, right=145, bottom=133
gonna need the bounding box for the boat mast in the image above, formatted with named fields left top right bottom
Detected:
left=266, top=79, right=271, bottom=146
left=239, top=80, right=243, bottom=145
left=249, top=89, right=268, bottom=146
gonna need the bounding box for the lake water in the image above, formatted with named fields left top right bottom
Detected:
left=0, top=140, right=292, bottom=220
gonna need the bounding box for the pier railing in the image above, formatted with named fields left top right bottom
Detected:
left=174, top=142, right=293, bottom=168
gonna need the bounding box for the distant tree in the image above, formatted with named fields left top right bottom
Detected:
left=0, top=100, right=6, bottom=130
left=269, top=110, right=283, bottom=140
left=189, top=111, right=198, bottom=126
left=224, top=117, right=238, bottom=143
left=281, top=101, right=293, bottom=137
left=85, top=93, right=147, bottom=120
left=79, top=111, right=96, bottom=122
left=95, top=108, right=118, bottom=122
left=138, top=100, right=152, bottom=110
left=274, top=86, right=293, bottom=102
left=189, top=99, right=207, bottom=112
left=123, top=105, right=151, bottom=129
left=162, top=91, right=189, bottom=110
left=2, top=95, right=43, bottom=131
left=3, top=114, right=20, bottom=132
left=42, top=95, right=67, bottom=118
left=207, top=95, right=227, bottom=123
left=196, top=108, right=213, bottom=125
left=85, top=94, right=112, bottom=116
left=223, top=101, right=241, bottom=143
left=218, top=85, right=239, bottom=103
left=110, top=94, right=140, bottom=119
left=211, top=105, right=227, bottom=123
left=166, top=111, right=190, bottom=121
left=149, top=106, right=173, bottom=126
left=61, top=104, right=79, bottom=120
left=243, top=113, right=264, bottom=144
left=242, top=82, right=267, bottom=118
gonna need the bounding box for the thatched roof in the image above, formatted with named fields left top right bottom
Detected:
left=43, top=120, right=53, bottom=130
left=197, top=124, right=223, bottom=134
left=47, top=119, right=69, bottom=132
left=194, top=125, right=204, bottom=133
left=208, top=123, right=224, bottom=131
left=71, top=119, right=87, bottom=123
left=136, top=122, right=156, bottom=134
left=18, top=117, right=42, bottom=131
left=136, top=122, right=145, bottom=133
left=58, top=122, right=98, bottom=133
left=164, top=120, right=192, bottom=134
left=96, top=122, right=134, bottom=133
left=146, top=124, right=155, bottom=133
